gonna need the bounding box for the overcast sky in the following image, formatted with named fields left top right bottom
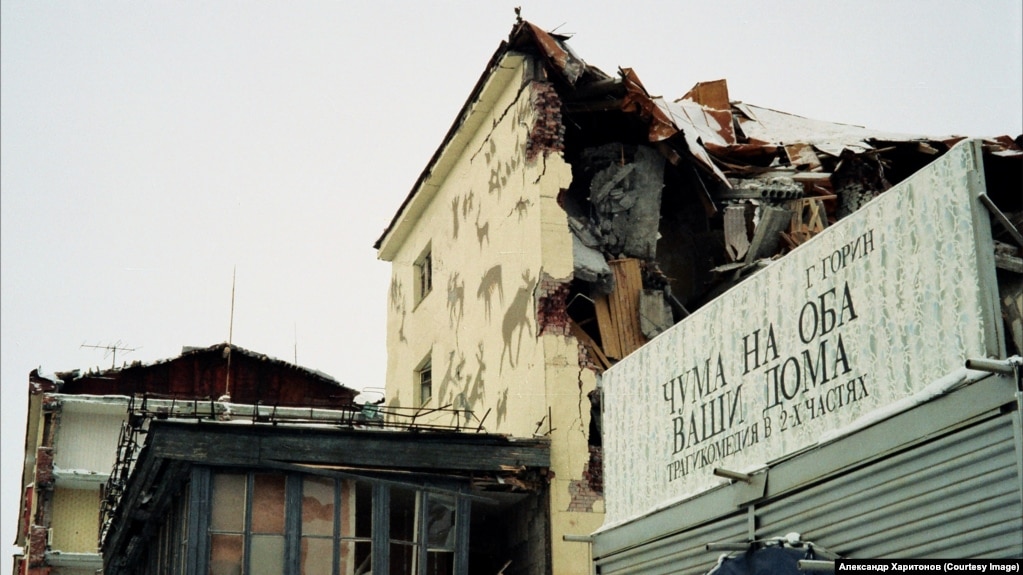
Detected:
left=2, top=0, right=1020, bottom=559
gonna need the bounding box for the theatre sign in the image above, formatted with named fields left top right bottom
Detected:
left=600, top=140, right=1003, bottom=526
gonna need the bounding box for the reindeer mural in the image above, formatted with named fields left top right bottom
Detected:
left=462, top=189, right=475, bottom=220
left=465, top=343, right=485, bottom=404
left=437, top=350, right=464, bottom=406
left=477, top=265, right=503, bottom=322
left=450, top=196, right=460, bottom=239
left=447, top=272, right=464, bottom=329
left=500, top=270, right=536, bottom=372
left=509, top=197, right=533, bottom=220
left=475, top=212, right=490, bottom=251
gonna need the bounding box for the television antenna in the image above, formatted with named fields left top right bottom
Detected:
left=81, top=341, right=139, bottom=369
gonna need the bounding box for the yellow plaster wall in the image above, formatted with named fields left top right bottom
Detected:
left=384, top=57, right=550, bottom=437
left=382, top=54, right=603, bottom=575
left=50, top=486, right=100, bottom=553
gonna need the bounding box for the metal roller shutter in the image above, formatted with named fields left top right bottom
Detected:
left=595, top=512, right=746, bottom=575
left=754, top=412, right=1022, bottom=558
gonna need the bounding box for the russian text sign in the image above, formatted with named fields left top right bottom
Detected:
left=601, top=140, right=1001, bottom=526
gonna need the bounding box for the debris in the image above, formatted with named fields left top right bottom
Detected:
left=594, top=259, right=648, bottom=360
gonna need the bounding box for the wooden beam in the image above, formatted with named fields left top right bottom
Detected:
left=149, top=421, right=550, bottom=472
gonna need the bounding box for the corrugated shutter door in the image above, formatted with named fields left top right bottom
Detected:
left=596, top=512, right=746, bottom=575
left=755, top=412, right=1023, bottom=558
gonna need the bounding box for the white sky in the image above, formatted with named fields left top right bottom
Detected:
left=2, top=0, right=1020, bottom=560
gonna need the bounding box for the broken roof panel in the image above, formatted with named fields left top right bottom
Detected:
left=730, top=102, right=938, bottom=153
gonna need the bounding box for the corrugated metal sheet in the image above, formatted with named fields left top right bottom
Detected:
left=595, top=511, right=747, bottom=575
left=594, top=378, right=1022, bottom=573
left=755, top=412, right=1023, bottom=558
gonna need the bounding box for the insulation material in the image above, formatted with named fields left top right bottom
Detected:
left=638, top=290, right=673, bottom=339
left=572, top=234, right=615, bottom=294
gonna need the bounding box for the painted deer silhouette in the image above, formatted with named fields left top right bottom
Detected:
left=477, top=265, right=503, bottom=322
left=500, top=270, right=535, bottom=372
left=475, top=213, right=490, bottom=251
left=466, top=342, right=487, bottom=407
left=447, top=272, right=464, bottom=328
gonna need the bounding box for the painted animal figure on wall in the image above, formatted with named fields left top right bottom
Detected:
left=475, top=213, right=490, bottom=251
left=447, top=272, right=464, bottom=328
left=500, top=270, right=535, bottom=372
left=477, top=265, right=503, bottom=322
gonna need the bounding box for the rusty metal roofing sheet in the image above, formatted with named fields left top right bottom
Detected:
left=523, top=21, right=585, bottom=85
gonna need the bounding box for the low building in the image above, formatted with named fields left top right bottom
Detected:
left=98, top=409, right=549, bottom=575
left=13, top=343, right=359, bottom=575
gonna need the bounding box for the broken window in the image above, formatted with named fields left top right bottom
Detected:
left=390, top=488, right=456, bottom=575
left=414, top=244, right=433, bottom=306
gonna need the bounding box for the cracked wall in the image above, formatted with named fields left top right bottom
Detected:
left=381, top=54, right=601, bottom=575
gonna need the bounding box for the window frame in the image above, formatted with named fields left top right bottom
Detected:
left=188, top=467, right=470, bottom=575
left=413, top=243, right=433, bottom=307
left=415, top=354, right=433, bottom=407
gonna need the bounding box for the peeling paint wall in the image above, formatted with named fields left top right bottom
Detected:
left=382, top=54, right=602, bottom=575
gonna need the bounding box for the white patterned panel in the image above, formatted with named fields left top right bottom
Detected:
left=601, top=140, right=999, bottom=527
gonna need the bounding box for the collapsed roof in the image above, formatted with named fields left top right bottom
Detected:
left=378, top=19, right=1023, bottom=364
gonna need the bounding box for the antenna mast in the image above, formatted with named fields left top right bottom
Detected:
left=81, top=341, right=138, bottom=369
left=224, top=267, right=236, bottom=400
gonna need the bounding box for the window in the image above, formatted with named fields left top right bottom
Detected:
left=414, top=244, right=433, bottom=305
left=416, top=355, right=432, bottom=406
left=390, top=489, right=456, bottom=575
left=196, top=470, right=467, bottom=575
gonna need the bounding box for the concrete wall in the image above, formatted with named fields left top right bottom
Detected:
left=381, top=54, right=602, bottom=575
left=53, top=406, right=123, bottom=474
left=49, top=487, right=100, bottom=553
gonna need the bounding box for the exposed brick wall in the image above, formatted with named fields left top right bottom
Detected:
left=576, top=340, right=602, bottom=372
left=35, top=448, right=54, bottom=489
left=535, top=273, right=571, bottom=337
left=525, top=81, right=565, bottom=163
left=28, top=526, right=48, bottom=568
left=567, top=446, right=604, bottom=512
left=586, top=445, right=604, bottom=493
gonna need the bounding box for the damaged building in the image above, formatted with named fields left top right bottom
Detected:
left=14, top=343, right=359, bottom=575
left=594, top=138, right=1023, bottom=572
left=375, top=16, right=1022, bottom=575
left=17, top=343, right=553, bottom=575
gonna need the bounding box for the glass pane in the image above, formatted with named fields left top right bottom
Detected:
left=425, top=495, right=456, bottom=550
left=354, top=481, right=372, bottom=539
left=389, top=487, right=417, bottom=544
left=390, top=542, right=415, bottom=575
left=211, top=474, right=246, bottom=532
left=301, top=537, right=334, bottom=575
left=252, top=474, right=286, bottom=534
left=426, top=551, right=454, bottom=575
left=250, top=534, right=285, bottom=575
left=303, top=476, right=335, bottom=537
left=340, top=541, right=372, bottom=575
left=209, top=534, right=243, bottom=575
